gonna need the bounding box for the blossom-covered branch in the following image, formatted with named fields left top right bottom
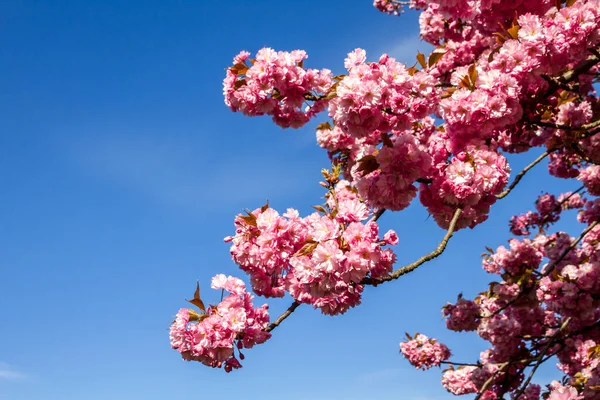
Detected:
left=171, top=3, right=600, bottom=396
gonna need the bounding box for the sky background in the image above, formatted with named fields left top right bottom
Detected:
left=0, top=1, right=586, bottom=399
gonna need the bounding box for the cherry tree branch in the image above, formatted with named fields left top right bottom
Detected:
left=371, top=208, right=386, bottom=222
left=531, top=119, right=600, bottom=132
left=511, top=318, right=571, bottom=400
left=265, top=301, right=300, bottom=333
left=496, top=151, right=553, bottom=199
left=542, top=220, right=600, bottom=277
left=362, top=208, right=463, bottom=286
left=475, top=361, right=510, bottom=400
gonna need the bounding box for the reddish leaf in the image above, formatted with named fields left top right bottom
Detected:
left=233, top=79, right=247, bottom=90
left=506, top=23, right=520, bottom=40
left=294, top=241, right=318, bottom=257
left=416, top=52, right=427, bottom=68
left=230, top=62, right=249, bottom=75
left=186, top=281, right=206, bottom=312
left=428, top=49, right=445, bottom=67
left=317, top=122, right=332, bottom=131
left=380, top=133, right=394, bottom=148
left=260, top=201, right=269, bottom=213
left=468, top=64, right=478, bottom=86
left=356, top=155, right=380, bottom=175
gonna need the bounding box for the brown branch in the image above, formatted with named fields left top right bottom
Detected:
left=362, top=208, right=462, bottom=286
left=265, top=301, right=300, bottom=333
left=542, top=220, right=600, bottom=277
left=497, top=151, right=553, bottom=199
left=559, top=53, right=600, bottom=84
left=511, top=318, right=571, bottom=400
left=530, top=118, right=600, bottom=133
left=474, top=361, right=510, bottom=400
left=371, top=208, right=386, bottom=222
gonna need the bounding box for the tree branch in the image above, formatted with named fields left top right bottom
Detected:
left=362, top=208, right=462, bottom=286
left=371, top=208, right=386, bottom=222
left=511, top=318, right=571, bottom=400
left=542, top=220, right=600, bottom=277
left=265, top=301, right=300, bottom=333
left=497, top=151, right=552, bottom=199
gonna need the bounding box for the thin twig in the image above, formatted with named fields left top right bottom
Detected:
left=542, top=220, right=600, bottom=277
left=362, top=208, right=462, bottom=286
left=265, top=301, right=300, bottom=333
left=441, top=360, right=482, bottom=367
left=474, top=361, right=510, bottom=400
left=497, top=151, right=553, bottom=199
left=511, top=318, right=571, bottom=400
left=530, top=119, right=600, bottom=133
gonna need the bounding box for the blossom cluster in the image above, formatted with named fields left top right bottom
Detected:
left=372, top=0, right=405, bottom=16
left=225, top=179, right=398, bottom=315
left=400, top=190, right=600, bottom=398
left=223, top=48, right=333, bottom=128
left=399, top=333, right=451, bottom=370
left=170, top=275, right=271, bottom=372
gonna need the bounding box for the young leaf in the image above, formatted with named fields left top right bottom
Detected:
left=506, top=23, right=520, bottom=40
left=260, top=200, right=269, bottom=213
left=416, top=52, right=427, bottom=68
left=239, top=211, right=258, bottom=227
left=468, top=64, right=478, bottom=86
left=317, top=122, right=332, bottom=131
left=312, top=205, right=328, bottom=214
left=380, top=132, right=394, bottom=148
left=233, top=79, right=247, bottom=90
left=230, top=62, right=249, bottom=75
left=186, top=281, right=206, bottom=312
left=356, top=155, right=380, bottom=175
left=428, top=49, right=445, bottom=67
left=293, top=241, right=318, bottom=257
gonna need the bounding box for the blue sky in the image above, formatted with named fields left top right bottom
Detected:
left=0, top=1, right=584, bottom=399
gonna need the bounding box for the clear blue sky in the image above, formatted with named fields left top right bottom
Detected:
left=0, top=2, right=582, bottom=399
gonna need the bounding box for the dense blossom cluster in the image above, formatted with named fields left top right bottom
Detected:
left=399, top=333, right=451, bottom=370
left=170, top=275, right=270, bottom=371
left=224, top=178, right=397, bottom=315
left=223, top=48, right=333, bottom=128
